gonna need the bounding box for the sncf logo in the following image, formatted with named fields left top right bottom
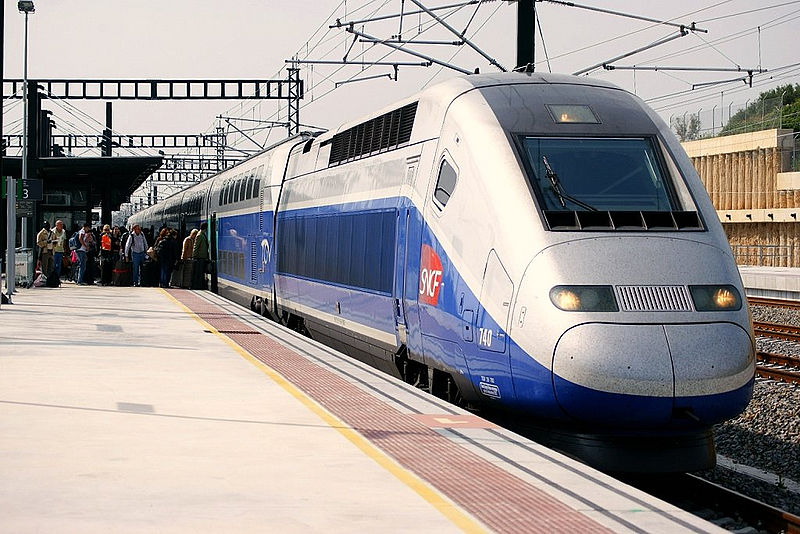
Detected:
left=419, top=244, right=444, bottom=306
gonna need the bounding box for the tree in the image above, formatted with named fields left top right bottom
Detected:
left=720, top=83, right=800, bottom=136
left=673, top=114, right=700, bottom=141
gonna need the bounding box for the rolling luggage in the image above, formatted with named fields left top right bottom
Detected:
left=170, top=260, right=184, bottom=288
left=169, top=260, right=183, bottom=287
left=182, top=260, right=195, bottom=288
left=112, top=259, right=132, bottom=287
left=170, top=260, right=194, bottom=289
left=140, top=260, right=159, bottom=287
left=45, top=269, right=61, bottom=288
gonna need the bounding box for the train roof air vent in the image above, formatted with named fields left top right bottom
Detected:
left=328, top=101, right=418, bottom=166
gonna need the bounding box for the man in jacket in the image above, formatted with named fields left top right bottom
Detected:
left=36, top=221, right=54, bottom=276
left=192, top=222, right=209, bottom=260
left=124, top=224, right=149, bottom=286
left=76, top=222, right=93, bottom=285
left=191, top=222, right=210, bottom=290
left=51, top=220, right=67, bottom=276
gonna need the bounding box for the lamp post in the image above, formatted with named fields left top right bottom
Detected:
left=6, top=0, right=33, bottom=297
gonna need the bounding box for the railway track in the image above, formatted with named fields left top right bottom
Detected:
left=750, top=320, right=800, bottom=384
left=749, top=296, right=800, bottom=310
left=753, top=321, right=800, bottom=343
left=628, top=473, right=800, bottom=534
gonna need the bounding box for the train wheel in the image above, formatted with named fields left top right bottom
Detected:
left=260, top=298, right=270, bottom=318
left=250, top=296, right=258, bottom=312
left=280, top=311, right=298, bottom=330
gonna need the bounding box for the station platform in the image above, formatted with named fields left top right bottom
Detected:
left=739, top=265, right=800, bottom=300
left=0, top=284, right=723, bottom=533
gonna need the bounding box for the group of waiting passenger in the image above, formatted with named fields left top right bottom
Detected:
left=36, top=220, right=209, bottom=288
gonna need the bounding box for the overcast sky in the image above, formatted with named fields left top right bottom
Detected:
left=3, top=0, right=799, bottom=157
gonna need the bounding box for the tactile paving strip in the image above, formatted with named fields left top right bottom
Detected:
left=169, top=290, right=612, bottom=533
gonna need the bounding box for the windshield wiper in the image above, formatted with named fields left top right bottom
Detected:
left=542, top=156, right=597, bottom=211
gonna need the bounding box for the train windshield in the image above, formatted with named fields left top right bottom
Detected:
left=520, top=137, right=678, bottom=212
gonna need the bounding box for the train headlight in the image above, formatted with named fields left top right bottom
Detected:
left=549, top=286, right=618, bottom=312
left=689, top=285, right=742, bottom=311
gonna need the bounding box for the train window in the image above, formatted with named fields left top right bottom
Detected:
left=246, top=176, right=254, bottom=200
left=277, top=211, right=396, bottom=293
left=520, top=137, right=679, bottom=213
left=234, top=180, right=242, bottom=203
left=252, top=177, right=261, bottom=199
left=433, top=158, right=458, bottom=208
left=546, top=104, right=599, bottom=124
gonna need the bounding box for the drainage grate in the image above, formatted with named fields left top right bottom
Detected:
left=615, top=285, right=692, bottom=312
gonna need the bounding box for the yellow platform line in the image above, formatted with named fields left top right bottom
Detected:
left=161, top=289, right=487, bottom=534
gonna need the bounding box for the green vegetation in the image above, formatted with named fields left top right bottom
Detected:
left=673, top=114, right=700, bottom=142
left=719, top=84, right=800, bottom=136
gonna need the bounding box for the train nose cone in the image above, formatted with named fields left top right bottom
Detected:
left=552, top=324, right=674, bottom=425
left=663, top=323, right=754, bottom=423
left=552, top=322, right=754, bottom=426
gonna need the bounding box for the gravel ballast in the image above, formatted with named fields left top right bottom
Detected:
left=696, top=304, right=800, bottom=516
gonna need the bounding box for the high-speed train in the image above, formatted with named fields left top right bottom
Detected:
left=129, top=73, right=755, bottom=472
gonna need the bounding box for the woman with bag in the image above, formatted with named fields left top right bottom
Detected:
left=155, top=228, right=178, bottom=288
left=99, top=225, right=114, bottom=285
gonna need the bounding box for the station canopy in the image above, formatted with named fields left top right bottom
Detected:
left=2, top=155, right=162, bottom=210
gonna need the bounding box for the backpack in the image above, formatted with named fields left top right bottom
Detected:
left=45, top=270, right=61, bottom=288
left=68, top=232, right=80, bottom=250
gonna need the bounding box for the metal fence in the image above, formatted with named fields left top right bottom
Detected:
left=670, top=95, right=788, bottom=140
left=790, top=135, right=800, bottom=171
left=731, top=244, right=795, bottom=267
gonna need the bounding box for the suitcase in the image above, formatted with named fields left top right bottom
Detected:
left=182, top=260, right=195, bottom=288
left=170, top=260, right=194, bottom=289
left=170, top=261, right=183, bottom=288
left=112, top=259, right=133, bottom=287
left=141, top=260, right=160, bottom=287
left=45, top=269, right=61, bottom=288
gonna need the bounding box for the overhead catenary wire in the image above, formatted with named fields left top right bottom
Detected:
left=420, top=0, right=503, bottom=88
left=122, top=0, right=798, bottom=205
left=646, top=60, right=800, bottom=108
left=530, top=0, right=738, bottom=69
left=638, top=7, right=800, bottom=65
left=215, top=0, right=396, bottom=149
left=695, top=0, right=800, bottom=23
left=650, top=64, right=800, bottom=113
left=237, top=0, right=475, bottom=149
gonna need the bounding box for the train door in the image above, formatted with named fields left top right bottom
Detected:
left=210, top=212, right=218, bottom=293
left=258, top=167, right=275, bottom=313
left=394, top=208, right=410, bottom=345
left=471, top=250, right=514, bottom=400
left=401, top=157, right=425, bottom=360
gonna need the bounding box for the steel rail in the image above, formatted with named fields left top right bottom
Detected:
left=748, top=296, right=800, bottom=310
left=757, top=351, right=800, bottom=368
left=753, top=321, right=800, bottom=342
left=756, top=364, right=800, bottom=385
left=628, top=473, right=800, bottom=533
